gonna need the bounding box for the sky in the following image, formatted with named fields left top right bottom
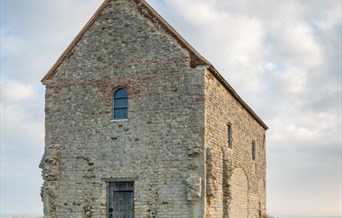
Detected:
left=0, top=0, right=341, bottom=217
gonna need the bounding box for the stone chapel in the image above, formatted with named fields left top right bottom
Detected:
left=40, top=0, right=268, bottom=217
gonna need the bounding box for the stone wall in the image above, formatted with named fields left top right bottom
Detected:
left=40, top=0, right=207, bottom=217
left=230, top=169, right=248, bottom=218
left=40, top=0, right=267, bottom=217
left=204, top=69, right=267, bottom=218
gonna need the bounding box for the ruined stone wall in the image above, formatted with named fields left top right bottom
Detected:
left=40, top=0, right=207, bottom=217
left=204, top=69, right=267, bottom=218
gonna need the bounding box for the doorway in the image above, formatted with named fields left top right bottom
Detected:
left=108, top=181, right=134, bottom=218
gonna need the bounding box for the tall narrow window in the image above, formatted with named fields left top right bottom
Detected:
left=113, top=88, right=128, bottom=120
left=227, top=123, right=232, bottom=149
left=252, top=140, right=256, bottom=161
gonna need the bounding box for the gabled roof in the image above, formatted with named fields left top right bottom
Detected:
left=41, top=0, right=209, bottom=82
left=41, top=0, right=268, bottom=130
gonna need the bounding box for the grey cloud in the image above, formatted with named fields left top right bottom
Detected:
left=146, top=0, right=341, bottom=215
left=1, top=1, right=102, bottom=215
left=1, top=148, right=43, bottom=215
left=1, top=0, right=340, bottom=216
left=1, top=0, right=103, bottom=83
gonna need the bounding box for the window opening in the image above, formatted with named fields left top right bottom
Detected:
left=252, top=140, right=256, bottom=161
left=227, top=123, right=232, bottom=149
left=113, top=88, right=128, bottom=120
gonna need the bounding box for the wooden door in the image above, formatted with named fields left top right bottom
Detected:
left=108, top=182, right=134, bottom=218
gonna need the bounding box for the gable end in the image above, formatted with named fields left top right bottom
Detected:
left=41, top=0, right=268, bottom=130
left=132, top=0, right=209, bottom=68
left=41, top=0, right=209, bottom=83
left=207, top=65, right=269, bottom=130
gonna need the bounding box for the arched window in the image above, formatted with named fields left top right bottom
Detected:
left=113, top=88, right=128, bottom=120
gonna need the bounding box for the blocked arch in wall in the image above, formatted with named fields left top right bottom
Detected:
left=229, top=168, right=248, bottom=218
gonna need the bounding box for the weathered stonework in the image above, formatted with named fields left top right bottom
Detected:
left=40, top=0, right=267, bottom=217
left=204, top=69, right=267, bottom=218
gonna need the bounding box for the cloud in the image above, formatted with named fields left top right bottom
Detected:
left=0, top=0, right=103, bottom=215
left=1, top=0, right=104, bottom=83
left=0, top=77, right=43, bottom=143
left=1, top=143, right=44, bottom=215
left=0, top=77, right=44, bottom=214
left=148, top=0, right=341, bottom=216
left=1, top=0, right=341, bottom=216
left=1, top=79, right=36, bottom=102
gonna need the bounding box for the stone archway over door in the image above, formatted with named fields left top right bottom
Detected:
left=229, top=168, right=248, bottom=218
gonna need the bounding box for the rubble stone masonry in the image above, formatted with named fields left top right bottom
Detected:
left=40, top=0, right=267, bottom=217
left=204, top=69, right=266, bottom=218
